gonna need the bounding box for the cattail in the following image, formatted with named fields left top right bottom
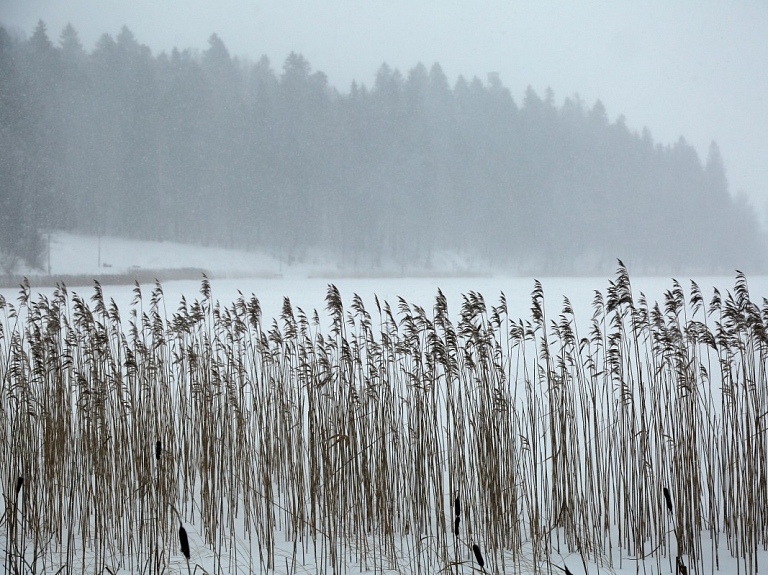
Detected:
left=663, top=487, right=673, bottom=514
left=179, top=524, right=190, bottom=559
left=155, top=440, right=162, bottom=460
left=472, top=544, right=484, bottom=569
left=454, top=516, right=460, bottom=536
left=15, top=476, right=23, bottom=498
left=454, top=494, right=460, bottom=518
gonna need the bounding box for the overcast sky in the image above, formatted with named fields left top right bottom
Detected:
left=3, top=0, right=768, bottom=217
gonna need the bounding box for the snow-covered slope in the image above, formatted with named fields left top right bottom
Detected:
left=40, top=231, right=285, bottom=278
left=10, top=231, right=485, bottom=284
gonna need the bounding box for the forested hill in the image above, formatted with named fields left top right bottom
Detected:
left=1, top=21, right=764, bottom=275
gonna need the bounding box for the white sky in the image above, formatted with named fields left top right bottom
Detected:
left=3, top=0, right=768, bottom=217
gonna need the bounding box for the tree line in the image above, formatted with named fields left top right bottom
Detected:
left=0, top=20, right=764, bottom=274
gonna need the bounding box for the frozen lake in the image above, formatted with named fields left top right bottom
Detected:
left=5, top=232, right=763, bottom=325
left=4, top=272, right=766, bottom=329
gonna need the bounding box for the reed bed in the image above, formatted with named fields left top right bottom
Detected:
left=1, top=265, right=767, bottom=574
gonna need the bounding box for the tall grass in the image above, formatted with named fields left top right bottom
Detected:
left=1, top=266, right=767, bottom=573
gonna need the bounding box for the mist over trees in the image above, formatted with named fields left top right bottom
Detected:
left=1, top=21, right=764, bottom=274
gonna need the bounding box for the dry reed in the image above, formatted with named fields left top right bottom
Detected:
left=0, top=267, right=766, bottom=573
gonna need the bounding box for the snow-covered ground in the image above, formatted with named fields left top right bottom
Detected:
left=16, top=231, right=487, bottom=281
left=37, top=231, right=291, bottom=278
